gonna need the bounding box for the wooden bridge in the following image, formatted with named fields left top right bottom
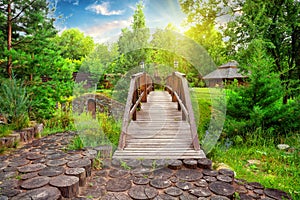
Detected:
left=113, top=72, right=206, bottom=159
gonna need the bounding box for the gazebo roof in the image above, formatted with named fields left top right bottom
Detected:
left=203, top=61, right=248, bottom=80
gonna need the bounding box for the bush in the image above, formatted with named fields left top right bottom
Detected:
left=0, top=78, right=30, bottom=130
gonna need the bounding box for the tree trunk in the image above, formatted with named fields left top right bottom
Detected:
left=7, top=0, right=12, bottom=79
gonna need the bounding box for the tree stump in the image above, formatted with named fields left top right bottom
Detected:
left=197, top=158, right=212, bottom=169
left=11, top=186, right=61, bottom=200
left=50, top=175, right=79, bottom=198
left=150, top=178, right=171, bottom=189
left=168, top=159, right=183, bottom=170
left=38, top=166, right=65, bottom=177
left=216, top=175, right=233, bottom=183
left=202, top=169, right=218, bottom=176
left=128, top=185, right=158, bottom=200
left=106, top=178, right=132, bottom=192
left=18, top=163, right=46, bottom=173
left=65, top=167, right=86, bottom=186
left=165, top=187, right=183, bottom=197
left=218, top=168, right=234, bottom=178
left=264, top=188, right=291, bottom=200
left=94, top=145, right=112, bottom=158
left=183, top=159, right=198, bottom=169
left=176, top=169, right=203, bottom=182
left=21, top=176, right=50, bottom=189
left=67, top=158, right=92, bottom=177
left=8, top=159, right=30, bottom=167
left=46, top=159, right=68, bottom=167
left=20, top=172, right=39, bottom=180
left=133, top=177, right=150, bottom=185
left=87, top=99, right=96, bottom=118
left=209, top=181, right=235, bottom=197
left=189, top=188, right=212, bottom=197
left=176, top=182, right=194, bottom=191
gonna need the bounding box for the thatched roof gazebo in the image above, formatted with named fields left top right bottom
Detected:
left=203, top=61, right=248, bottom=87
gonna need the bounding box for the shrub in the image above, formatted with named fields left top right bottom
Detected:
left=0, top=78, right=30, bottom=130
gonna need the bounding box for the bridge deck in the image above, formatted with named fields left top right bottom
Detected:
left=113, top=91, right=205, bottom=159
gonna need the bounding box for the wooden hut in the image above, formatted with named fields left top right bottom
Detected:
left=202, top=61, right=248, bottom=87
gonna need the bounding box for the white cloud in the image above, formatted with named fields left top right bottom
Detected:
left=82, top=19, right=131, bottom=43
left=86, top=2, right=124, bottom=16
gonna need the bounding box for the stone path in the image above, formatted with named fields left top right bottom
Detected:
left=0, top=132, right=292, bottom=200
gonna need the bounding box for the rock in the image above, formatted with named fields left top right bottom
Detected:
left=247, top=159, right=261, bottom=165
left=277, top=144, right=290, bottom=150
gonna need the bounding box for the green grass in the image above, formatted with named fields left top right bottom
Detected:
left=0, top=125, right=13, bottom=138
left=209, top=137, right=300, bottom=199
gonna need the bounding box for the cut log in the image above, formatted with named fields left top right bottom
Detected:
left=165, top=187, right=183, bottom=197
left=21, top=176, right=50, bottom=189
left=17, top=163, right=46, bottom=173
left=38, top=166, right=65, bottom=177
left=65, top=167, right=86, bottom=186
left=209, top=181, right=235, bottom=197
left=67, top=158, right=92, bottom=177
left=150, top=178, right=171, bottom=189
left=11, top=186, right=61, bottom=200
left=189, top=187, right=212, bottom=197
left=264, top=188, right=291, bottom=200
left=106, top=178, right=132, bottom=192
left=183, top=159, right=197, bottom=169
left=197, top=158, right=212, bottom=169
left=46, top=159, right=68, bottom=167
left=128, top=185, right=158, bottom=200
left=168, top=159, right=182, bottom=170
left=176, top=169, right=203, bottom=181
left=50, top=175, right=79, bottom=198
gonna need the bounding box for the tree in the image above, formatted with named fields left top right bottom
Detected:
left=179, top=0, right=228, bottom=66
left=54, top=28, right=95, bottom=62
left=225, top=0, right=300, bottom=103
left=0, top=0, right=57, bottom=79
left=117, top=1, right=150, bottom=72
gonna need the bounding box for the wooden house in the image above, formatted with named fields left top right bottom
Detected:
left=202, top=61, right=248, bottom=87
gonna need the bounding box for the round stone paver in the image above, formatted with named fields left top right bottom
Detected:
left=21, top=176, right=50, bottom=189
left=128, top=185, right=158, bottom=200
left=18, top=163, right=46, bottom=173
left=209, top=181, right=235, bottom=197
left=176, top=169, right=203, bottom=181
left=106, top=178, right=132, bottom=192
left=165, top=187, right=183, bottom=196
left=150, top=178, right=172, bottom=189
left=11, top=186, right=61, bottom=200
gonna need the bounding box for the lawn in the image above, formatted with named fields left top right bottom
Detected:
left=192, top=87, right=300, bottom=199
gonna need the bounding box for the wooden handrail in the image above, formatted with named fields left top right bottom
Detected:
left=165, top=72, right=200, bottom=150
left=118, top=72, right=154, bottom=150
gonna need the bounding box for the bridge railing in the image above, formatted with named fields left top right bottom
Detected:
left=118, top=72, right=153, bottom=150
left=165, top=72, right=200, bottom=150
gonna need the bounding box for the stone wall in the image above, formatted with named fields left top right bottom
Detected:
left=72, top=94, right=125, bottom=120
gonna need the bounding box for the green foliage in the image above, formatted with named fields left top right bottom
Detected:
left=0, top=125, right=13, bottom=138
left=67, top=135, right=84, bottom=150
left=224, top=39, right=299, bottom=137
left=209, top=132, right=300, bottom=199
left=0, top=78, right=30, bottom=129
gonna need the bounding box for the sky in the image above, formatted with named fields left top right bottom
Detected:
left=51, top=0, right=187, bottom=43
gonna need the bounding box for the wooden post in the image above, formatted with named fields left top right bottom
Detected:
left=172, top=74, right=177, bottom=102
left=141, top=73, right=147, bottom=102
left=132, top=89, right=137, bottom=121
left=87, top=99, right=96, bottom=119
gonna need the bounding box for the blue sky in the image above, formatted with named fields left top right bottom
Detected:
left=51, top=0, right=187, bottom=43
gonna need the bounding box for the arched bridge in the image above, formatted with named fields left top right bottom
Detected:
left=113, top=72, right=206, bottom=159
